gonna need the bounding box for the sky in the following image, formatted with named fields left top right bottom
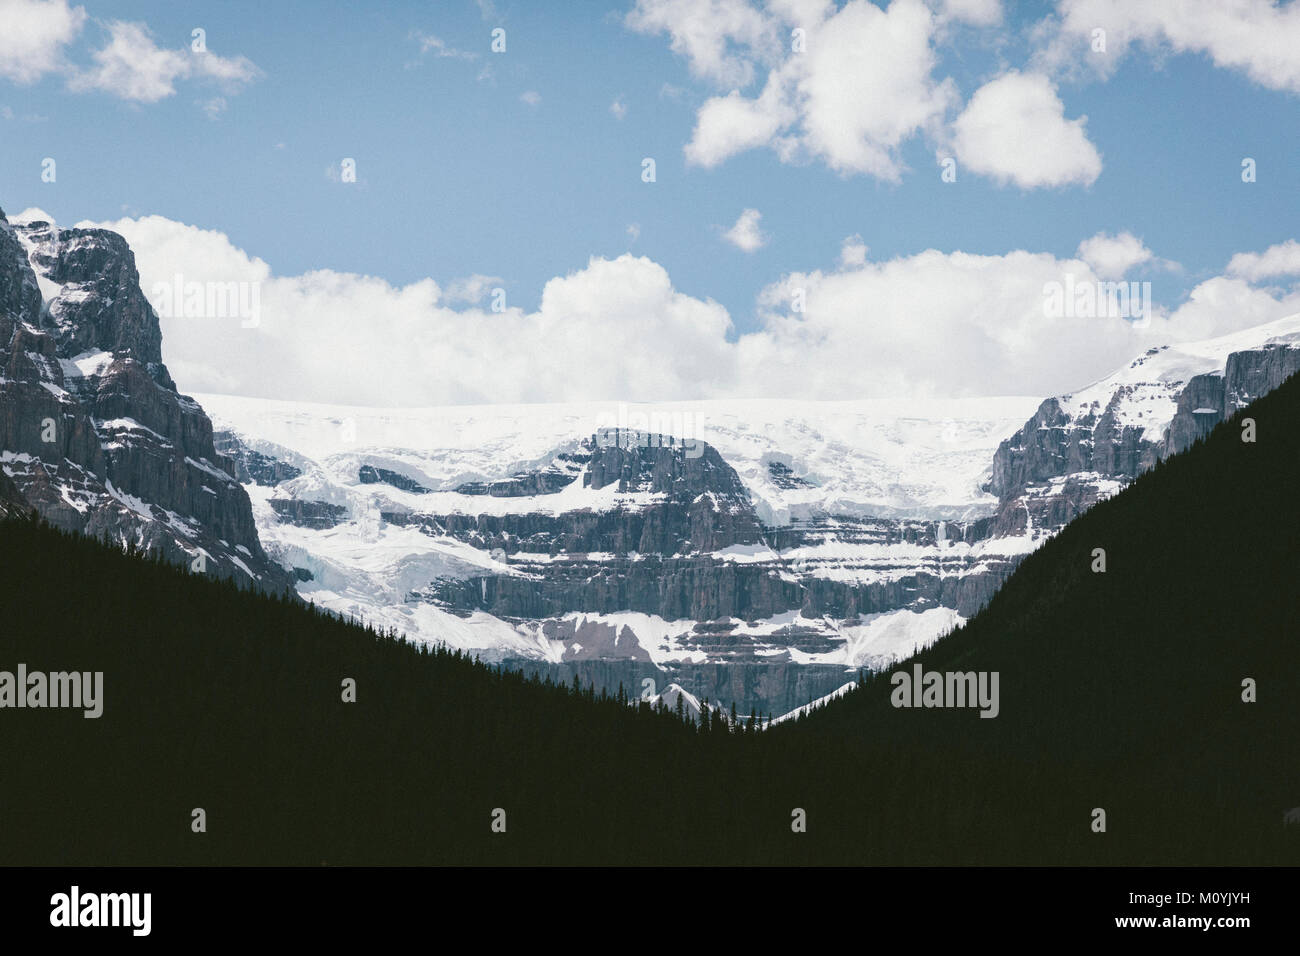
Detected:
left=3, top=0, right=1300, bottom=406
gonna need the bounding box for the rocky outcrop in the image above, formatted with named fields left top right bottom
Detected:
left=17, top=220, right=173, bottom=386
left=453, top=454, right=585, bottom=497
left=0, top=206, right=293, bottom=594
left=359, top=464, right=430, bottom=494
left=1224, top=342, right=1300, bottom=407
left=269, top=498, right=349, bottom=529
left=429, top=554, right=804, bottom=621
left=988, top=328, right=1300, bottom=528
left=214, top=430, right=303, bottom=486
left=986, top=394, right=1152, bottom=502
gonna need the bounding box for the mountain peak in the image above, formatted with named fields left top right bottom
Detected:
left=13, top=220, right=169, bottom=382
left=987, top=314, right=1300, bottom=509
left=0, top=203, right=293, bottom=595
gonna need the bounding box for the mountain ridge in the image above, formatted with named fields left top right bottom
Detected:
left=194, top=313, right=1300, bottom=715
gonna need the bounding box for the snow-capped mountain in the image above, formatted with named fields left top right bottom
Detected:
left=198, top=392, right=1041, bottom=709
left=199, top=315, right=1300, bottom=716
left=0, top=206, right=292, bottom=593
left=5, top=205, right=1297, bottom=717
left=987, top=313, right=1300, bottom=534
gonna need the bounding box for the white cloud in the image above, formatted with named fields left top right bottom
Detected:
left=69, top=20, right=260, bottom=102
left=838, top=234, right=869, bottom=268
left=1226, top=240, right=1300, bottom=282
left=519, top=89, right=541, bottom=106
left=679, top=0, right=959, bottom=180
left=684, top=86, right=793, bottom=167
left=610, top=97, right=628, bottom=119
left=1076, top=231, right=1152, bottom=280
left=627, top=223, right=641, bottom=242
left=411, top=30, right=477, bottom=61
left=626, top=0, right=780, bottom=88
left=441, top=274, right=503, bottom=305
left=950, top=70, right=1101, bottom=188
left=0, top=0, right=85, bottom=84
left=1036, top=0, right=1300, bottom=93
left=723, top=208, right=768, bottom=252
left=1160, top=275, right=1300, bottom=343
left=746, top=249, right=1167, bottom=399
left=90, top=215, right=735, bottom=406
left=939, top=0, right=1001, bottom=27
left=87, top=213, right=1300, bottom=406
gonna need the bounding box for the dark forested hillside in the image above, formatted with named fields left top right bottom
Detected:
left=1, top=372, right=1298, bottom=866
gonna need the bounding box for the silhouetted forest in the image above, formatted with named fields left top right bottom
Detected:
left=1, top=374, right=1297, bottom=865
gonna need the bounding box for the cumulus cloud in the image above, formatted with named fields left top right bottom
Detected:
left=1226, top=240, right=1300, bottom=282
left=950, top=70, right=1101, bottom=188
left=84, top=213, right=1300, bottom=406
left=675, top=0, right=959, bottom=180
left=66, top=20, right=260, bottom=102
left=1035, top=0, right=1300, bottom=93
left=641, top=1, right=1293, bottom=191
left=625, top=0, right=780, bottom=88
left=684, top=86, right=794, bottom=167
left=635, top=0, right=1095, bottom=188
left=939, top=0, right=1001, bottom=27
left=1076, top=231, right=1153, bottom=280
left=441, top=274, right=503, bottom=305
left=838, top=234, right=869, bottom=268
left=88, top=215, right=735, bottom=406
left=0, top=0, right=85, bottom=84
left=1156, top=274, right=1300, bottom=344
left=747, top=249, right=1155, bottom=399
left=722, top=208, right=768, bottom=252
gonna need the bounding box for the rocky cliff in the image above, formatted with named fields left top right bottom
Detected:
left=0, top=206, right=293, bottom=594
left=987, top=317, right=1300, bottom=529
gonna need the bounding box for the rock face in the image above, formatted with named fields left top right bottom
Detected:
left=0, top=206, right=293, bottom=594
left=988, top=319, right=1300, bottom=529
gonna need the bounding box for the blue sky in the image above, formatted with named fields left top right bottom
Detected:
left=4, top=0, right=1300, bottom=405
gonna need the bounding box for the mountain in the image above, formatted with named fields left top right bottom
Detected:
left=4, top=365, right=1296, bottom=865
left=198, top=315, right=1300, bottom=717
left=0, top=207, right=292, bottom=594
left=201, top=394, right=1042, bottom=716
left=986, top=314, right=1300, bottom=533
left=5, top=204, right=1296, bottom=719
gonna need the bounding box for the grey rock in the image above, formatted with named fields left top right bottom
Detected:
left=0, top=205, right=294, bottom=594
